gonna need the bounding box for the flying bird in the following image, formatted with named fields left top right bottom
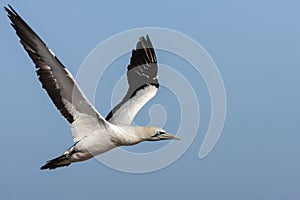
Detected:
left=5, top=5, right=179, bottom=170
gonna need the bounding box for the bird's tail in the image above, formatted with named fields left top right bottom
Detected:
left=40, top=154, right=72, bottom=170
left=40, top=147, right=76, bottom=170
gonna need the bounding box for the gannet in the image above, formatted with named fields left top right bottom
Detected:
left=5, top=5, right=180, bottom=170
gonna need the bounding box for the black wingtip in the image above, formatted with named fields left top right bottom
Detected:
left=139, top=35, right=146, bottom=41
left=139, top=34, right=151, bottom=43
left=137, top=34, right=154, bottom=51
left=146, top=34, right=152, bottom=43
left=4, top=5, right=10, bottom=15
left=4, top=4, right=17, bottom=16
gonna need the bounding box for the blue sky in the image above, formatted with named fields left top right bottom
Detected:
left=1, top=0, right=300, bottom=199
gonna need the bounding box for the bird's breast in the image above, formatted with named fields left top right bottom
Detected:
left=76, top=134, right=117, bottom=156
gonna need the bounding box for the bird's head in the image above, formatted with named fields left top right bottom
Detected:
left=143, top=126, right=180, bottom=141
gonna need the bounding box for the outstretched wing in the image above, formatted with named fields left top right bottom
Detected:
left=5, top=5, right=108, bottom=141
left=106, top=35, right=159, bottom=125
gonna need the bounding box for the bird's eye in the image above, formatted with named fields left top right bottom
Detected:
left=152, top=131, right=165, bottom=137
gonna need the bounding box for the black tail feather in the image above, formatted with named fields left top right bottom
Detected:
left=40, top=154, right=71, bottom=170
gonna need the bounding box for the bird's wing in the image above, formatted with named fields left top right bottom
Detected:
left=5, top=5, right=108, bottom=142
left=106, top=35, right=159, bottom=125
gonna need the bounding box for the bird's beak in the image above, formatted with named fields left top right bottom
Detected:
left=172, top=135, right=181, bottom=140
left=160, top=132, right=181, bottom=140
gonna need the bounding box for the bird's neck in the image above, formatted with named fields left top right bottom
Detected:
left=110, top=125, right=146, bottom=146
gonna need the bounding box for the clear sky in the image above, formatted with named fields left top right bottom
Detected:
left=1, top=0, right=300, bottom=199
